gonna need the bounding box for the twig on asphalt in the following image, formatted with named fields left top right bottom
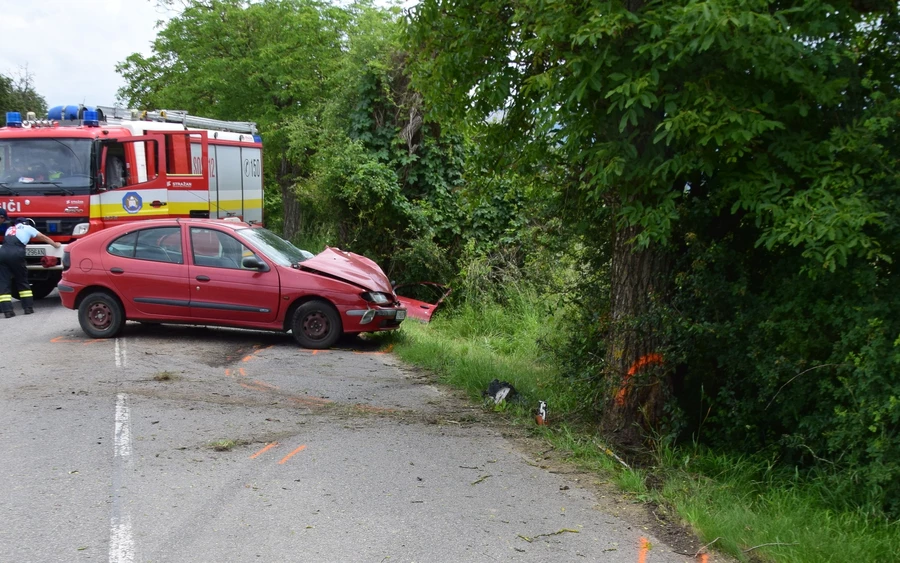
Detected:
left=533, top=528, right=580, bottom=539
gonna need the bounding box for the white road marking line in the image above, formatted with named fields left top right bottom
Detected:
left=110, top=393, right=135, bottom=563
left=114, top=338, right=127, bottom=368
left=114, top=393, right=132, bottom=459
left=109, top=515, right=134, bottom=563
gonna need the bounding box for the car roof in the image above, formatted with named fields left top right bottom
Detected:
left=104, top=218, right=251, bottom=233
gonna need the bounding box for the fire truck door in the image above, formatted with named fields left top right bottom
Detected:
left=152, top=131, right=209, bottom=218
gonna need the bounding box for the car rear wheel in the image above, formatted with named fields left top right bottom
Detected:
left=78, top=292, right=125, bottom=338
left=291, top=300, right=341, bottom=349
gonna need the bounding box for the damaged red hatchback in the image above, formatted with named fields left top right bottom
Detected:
left=57, top=218, right=407, bottom=348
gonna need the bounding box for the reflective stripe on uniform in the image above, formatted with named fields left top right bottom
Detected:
left=19, top=289, right=33, bottom=299
left=0, top=295, right=11, bottom=303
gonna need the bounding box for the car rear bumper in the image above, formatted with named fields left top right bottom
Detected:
left=56, top=282, right=80, bottom=309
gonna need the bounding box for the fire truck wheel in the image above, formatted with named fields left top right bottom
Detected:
left=291, top=300, right=341, bottom=349
left=78, top=292, right=125, bottom=339
left=29, top=279, right=58, bottom=300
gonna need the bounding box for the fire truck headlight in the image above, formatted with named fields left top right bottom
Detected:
left=73, top=223, right=90, bottom=236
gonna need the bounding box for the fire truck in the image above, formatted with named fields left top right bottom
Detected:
left=0, top=104, right=263, bottom=299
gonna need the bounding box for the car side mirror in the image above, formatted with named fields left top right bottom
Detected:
left=242, top=256, right=268, bottom=271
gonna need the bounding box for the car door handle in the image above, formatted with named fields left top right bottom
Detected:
left=196, top=275, right=210, bottom=282
left=110, top=268, right=124, bottom=274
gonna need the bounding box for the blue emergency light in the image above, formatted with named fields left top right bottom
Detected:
left=5, top=112, right=23, bottom=127
left=83, top=110, right=100, bottom=127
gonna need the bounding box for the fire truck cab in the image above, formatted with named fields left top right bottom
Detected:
left=0, top=105, right=263, bottom=299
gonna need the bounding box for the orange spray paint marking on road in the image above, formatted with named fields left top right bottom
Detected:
left=638, top=537, right=649, bottom=563
left=240, top=380, right=278, bottom=392
left=241, top=345, right=273, bottom=363
left=50, top=336, right=104, bottom=344
left=250, top=442, right=278, bottom=459
left=699, top=554, right=708, bottom=563
left=616, top=353, right=665, bottom=406
left=278, top=444, right=306, bottom=464
left=289, top=396, right=332, bottom=407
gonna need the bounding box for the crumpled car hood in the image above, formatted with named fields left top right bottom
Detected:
left=300, top=247, right=393, bottom=293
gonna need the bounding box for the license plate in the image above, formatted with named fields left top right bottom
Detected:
left=25, top=248, right=46, bottom=257
left=396, top=310, right=407, bottom=320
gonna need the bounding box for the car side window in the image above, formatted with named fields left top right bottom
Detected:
left=107, top=227, right=183, bottom=264
left=107, top=232, right=138, bottom=257
left=190, top=227, right=257, bottom=270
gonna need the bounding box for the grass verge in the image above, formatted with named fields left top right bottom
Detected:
left=390, top=303, right=900, bottom=563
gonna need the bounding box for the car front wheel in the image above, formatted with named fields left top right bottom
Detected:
left=291, top=300, right=341, bottom=349
left=78, top=292, right=125, bottom=338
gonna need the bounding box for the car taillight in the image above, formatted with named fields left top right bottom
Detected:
left=62, top=251, right=71, bottom=271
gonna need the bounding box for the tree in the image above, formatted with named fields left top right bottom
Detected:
left=405, top=0, right=899, bottom=447
left=0, top=67, right=47, bottom=123
left=117, top=0, right=349, bottom=240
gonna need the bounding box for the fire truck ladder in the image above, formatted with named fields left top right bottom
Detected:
left=95, top=105, right=258, bottom=135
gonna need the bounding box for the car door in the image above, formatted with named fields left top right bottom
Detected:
left=102, top=226, right=191, bottom=318
left=187, top=226, right=280, bottom=324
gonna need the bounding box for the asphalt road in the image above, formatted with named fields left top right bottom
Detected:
left=0, top=293, right=710, bottom=563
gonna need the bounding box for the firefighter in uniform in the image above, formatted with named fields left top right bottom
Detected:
left=0, top=213, right=61, bottom=318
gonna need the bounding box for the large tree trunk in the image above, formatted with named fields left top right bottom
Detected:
left=600, top=221, right=672, bottom=449
left=279, top=153, right=301, bottom=241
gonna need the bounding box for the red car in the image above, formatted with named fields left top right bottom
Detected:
left=58, top=219, right=407, bottom=348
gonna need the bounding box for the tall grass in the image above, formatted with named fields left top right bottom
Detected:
left=395, top=288, right=579, bottom=415
left=391, top=287, right=900, bottom=563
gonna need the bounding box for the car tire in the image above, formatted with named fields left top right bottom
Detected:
left=78, top=292, right=125, bottom=339
left=291, top=300, right=341, bottom=349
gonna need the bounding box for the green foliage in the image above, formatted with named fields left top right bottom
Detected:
left=407, top=0, right=896, bottom=263
left=0, top=70, right=47, bottom=123
left=664, top=215, right=900, bottom=516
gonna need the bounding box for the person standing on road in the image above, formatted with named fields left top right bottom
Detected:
left=0, top=214, right=61, bottom=318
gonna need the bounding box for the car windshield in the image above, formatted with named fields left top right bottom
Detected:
left=0, top=138, right=93, bottom=195
left=235, top=226, right=315, bottom=267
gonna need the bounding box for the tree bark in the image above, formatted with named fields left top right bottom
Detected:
left=600, top=220, right=672, bottom=449
left=279, top=153, right=301, bottom=241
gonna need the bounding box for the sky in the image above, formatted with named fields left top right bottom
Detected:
left=0, top=0, right=176, bottom=110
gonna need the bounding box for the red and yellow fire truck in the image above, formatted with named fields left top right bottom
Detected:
left=0, top=105, right=263, bottom=299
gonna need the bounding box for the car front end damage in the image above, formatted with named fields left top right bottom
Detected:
left=296, top=248, right=407, bottom=333
left=346, top=290, right=407, bottom=329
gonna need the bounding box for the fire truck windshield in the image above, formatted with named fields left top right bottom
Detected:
left=0, top=138, right=92, bottom=195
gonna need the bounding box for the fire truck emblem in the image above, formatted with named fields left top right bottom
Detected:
left=122, top=192, right=143, bottom=214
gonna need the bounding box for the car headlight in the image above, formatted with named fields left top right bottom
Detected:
left=361, top=291, right=391, bottom=305
left=73, top=223, right=90, bottom=236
